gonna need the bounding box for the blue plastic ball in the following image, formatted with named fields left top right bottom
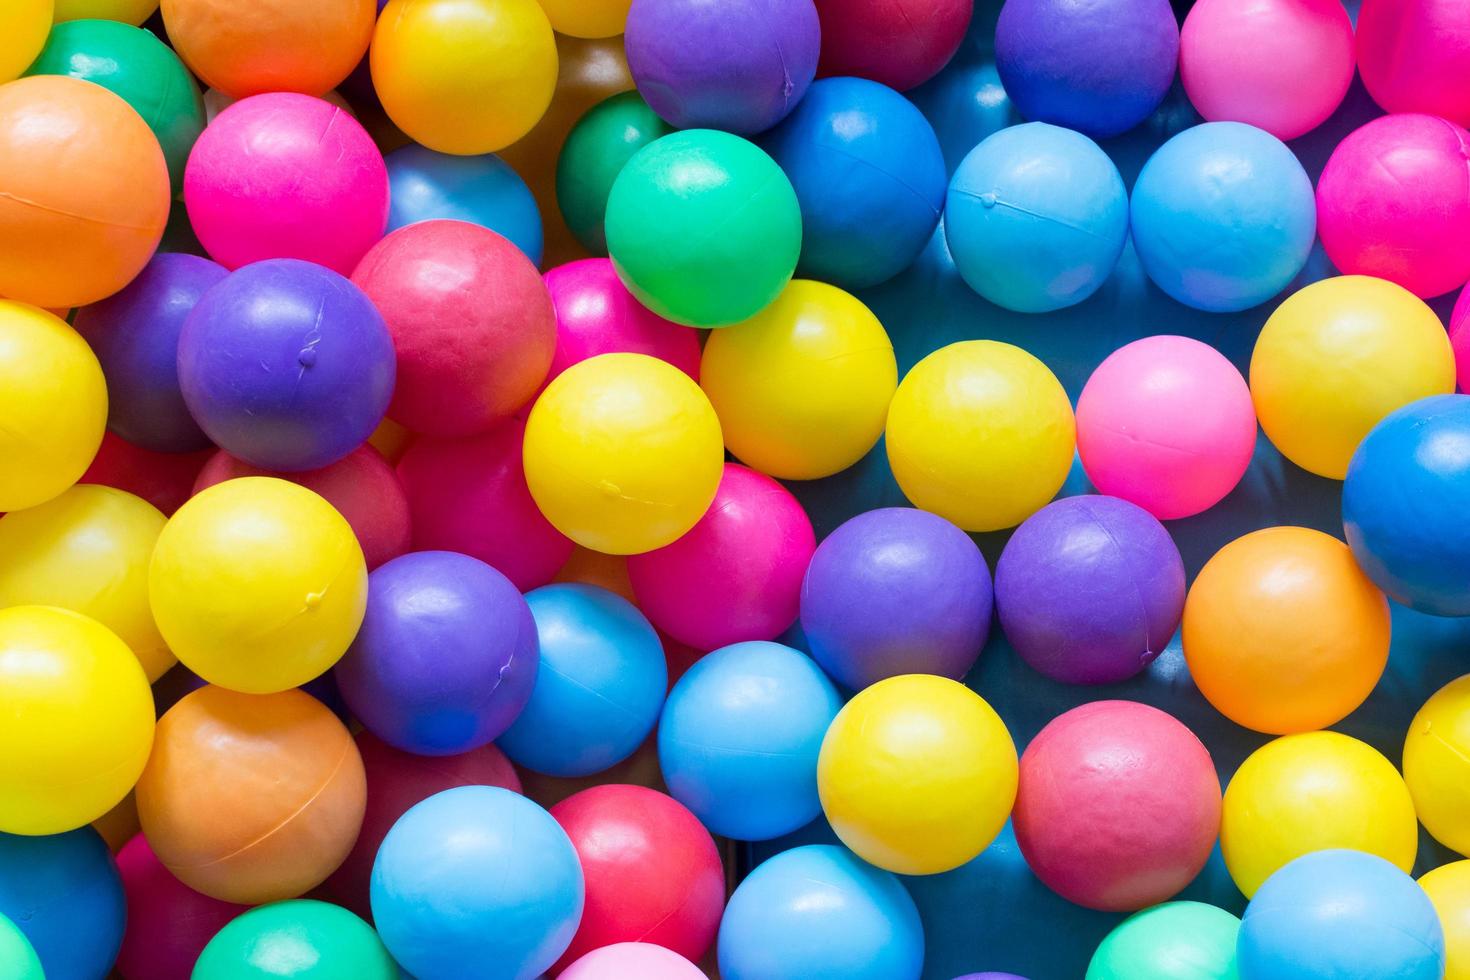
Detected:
left=371, top=786, right=584, bottom=980
left=497, top=583, right=667, bottom=777
left=659, top=641, right=842, bottom=841
left=761, top=77, right=946, bottom=290
left=718, top=844, right=924, bottom=980
left=1343, top=394, right=1470, bottom=616
left=0, top=829, right=125, bottom=980
left=1130, top=122, right=1316, bottom=312
left=945, top=122, right=1128, bottom=313
left=385, top=145, right=543, bottom=265
left=1237, top=849, right=1444, bottom=980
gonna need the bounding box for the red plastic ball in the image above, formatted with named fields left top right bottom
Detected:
left=115, top=833, right=245, bottom=980
left=813, top=0, right=975, bottom=91
left=81, top=432, right=214, bottom=516
left=1012, top=700, right=1222, bottom=912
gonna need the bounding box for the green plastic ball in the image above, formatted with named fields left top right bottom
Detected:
left=605, top=129, right=801, bottom=328
left=26, top=19, right=205, bottom=194
left=1086, top=901, right=1241, bottom=980
left=0, top=913, right=43, bottom=980
left=557, top=91, right=673, bottom=256
left=193, top=900, right=399, bottom=980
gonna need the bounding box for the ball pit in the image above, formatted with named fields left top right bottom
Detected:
left=1420, top=861, right=1470, bottom=980
left=0, top=0, right=51, bottom=84
left=812, top=0, right=972, bottom=92
left=560, top=943, right=706, bottom=980
left=0, top=828, right=125, bottom=980
left=1086, top=902, right=1241, bottom=980
left=384, top=144, right=543, bottom=264
left=193, top=900, right=398, bottom=980
left=557, top=91, right=673, bottom=254
left=116, top=834, right=244, bottom=980
left=1357, top=0, right=1470, bottom=128
left=1404, top=675, right=1470, bottom=857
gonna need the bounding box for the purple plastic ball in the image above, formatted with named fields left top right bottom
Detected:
left=800, top=507, right=992, bottom=691
left=955, top=974, right=1030, bottom=980
left=177, top=258, right=395, bottom=471
left=73, top=253, right=226, bottom=453
left=995, top=495, right=1185, bottom=685
left=625, top=0, right=822, bottom=135
left=335, top=550, right=539, bottom=756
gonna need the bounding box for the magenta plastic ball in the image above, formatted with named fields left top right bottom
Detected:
left=996, top=495, right=1185, bottom=685
left=184, top=93, right=389, bottom=275
left=1357, top=0, right=1470, bottom=128
left=559, top=943, right=706, bottom=980
left=627, top=463, right=815, bottom=652
left=1316, top=113, right=1470, bottom=299
left=1451, top=285, right=1470, bottom=393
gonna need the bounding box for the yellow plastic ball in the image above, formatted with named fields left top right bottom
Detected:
left=0, top=301, right=107, bottom=512
left=536, top=0, right=629, bottom=38
left=1221, top=731, right=1418, bottom=898
left=372, top=0, right=558, bottom=155
left=1251, top=275, right=1455, bottom=480
left=0, top=0, right=52, bottom=82
left=700, top=280, right=898, bottom=481
left=1404, top=674, right=1470, bottom=857
left=0, top=485, right=172, bottom=681
left=0, top=605, right=154, bottom=836
left=1421, top=860, right=1470, bottom=980
left=817, top=674, right=1018, bottom=875
left=53, top=0, right=157, bottom=24
left=885, top=340, right=1075, bottom=531
left=525, top=353, right=723, bottom=555
left=148, top=477, right=367, bottom=694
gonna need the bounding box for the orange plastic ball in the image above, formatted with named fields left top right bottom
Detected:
left=1183, top=526, right=1391, bottom=734
left=0, top=75, right=169, bottom=308
left=135, top=686, right=367, bottom=905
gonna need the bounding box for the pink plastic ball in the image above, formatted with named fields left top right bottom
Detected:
left=558, top=943, right=706, bottom=980
left=1077, top=336, right=1257, bottom=520
left=627, top=463, right=815, bottom=652
left=1316, top=113, right=1470, bottom=299
left=1180, top=0, right=1353, bottom=140
left=395, top=418, right=574, bottom=591
left=1012, top=700, right=1222, bottom=912
left=1452, top=285, right=1470, bottom=393
left=115, top=834, right=246, bottom=980
left=1357, top=0, right=1470, bottom=127
left=543, top=258, right=702, bottom=394
left=184, top=93, right=388, bottom=275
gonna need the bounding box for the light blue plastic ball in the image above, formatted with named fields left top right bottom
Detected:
left=1237, top=849, right=1444, bottom=980
left=0, top=829, right=125, bottom=980
left=659, top=640, right=842, bottom=841
left=370, top=786, right=584, bottom=980
left=385, top=145, right=544, bottom=265
left=497, top=583, right=667, bottom=777
left=719, top=844, right=924, bottom=980
left=1130, top=121, right=1315, bottom=313
left=945, top=122, right=1128, bottom=313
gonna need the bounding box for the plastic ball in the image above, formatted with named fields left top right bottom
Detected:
left=996, top=495, right=1184, bottom=686
left=1343, top=394, right=1470, bottom=615
left=371, top=786, right=584, bottom=980
left=0, top=0, right=51, bottom=83
left=73, top=252, right=224, bottom=453
left=557, top=91, right=673, bottom=255
left=605, top=130, right=801, bottom=328
left=0, top=828, right=124, bottom=980
left=539, top=0, right=630, bottom=38
left=1220, top=732, right=1418, bottom=898
left=560, top=943, right=705, bottom=980
left=116, top=834, right=244, bottom=980
left=700, top=279, right=896, bottom=480
left=628, top=463, right=814, bottom=651
left=0, top=914, right=40, bottom=980
left=1131, top=122, right=1315, bottom=312
left=1357, top=0, right=1470, bottom=128
left=996, top=0, right=1178, bottom=138
left=194, top=901, right=397, bottom=980
left=1179, top=0, right=1353, bottom=141
left=25, top=18, right=205, bottom=193
left=1404, top=675, right=1470, bottom=857
left=762, top=76, right=946, bottom=289
left=658, top=640, right=841, bottom=841
left=371, top=0, right=558, bottom=155
left=523, top=353, right=724, bottom=555
left=624, top=0, right=819, bottom=135
left=801, top=507, right=991, bottom=690
left=718, top=844, right=924, bottom=980
left=887, top=340, right=1075, bottom=532
left=947, top=122, right=1126, bottom=313
left=1453, top=286, right=1470, bottom=392
left=1421, top=861, right=1470, bottom=980
left=0, top=75, right=169, bottom=308
left=1077, top=336, right=1257, bottom=520
left=553, top=547, right=637, bottom=606
left=1316, top=113, right=1470, bottom=300
left=499, top=584, right=667, bottom=776
left=184, top=93, right=389, bottom=275
left=82, top=433, right=213, bottom=516
left=54, top=0, right=157, bottom=23
left=819, top=675, right=1016, bottom=875
left=1237, top=850, right=1445, bottom=980
left=136, top=686, right=366, bottom=904
left=1086, top=902, right=1242, bottom=980
left=396, top=420, right=574, bottom=590
left=352, top=219, right=555, bottom=437
left=384, top=144, right=543, bottom=264
left=148, top=477, right=367, bottom=693
left=812, top=0, right=972, bottom=91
